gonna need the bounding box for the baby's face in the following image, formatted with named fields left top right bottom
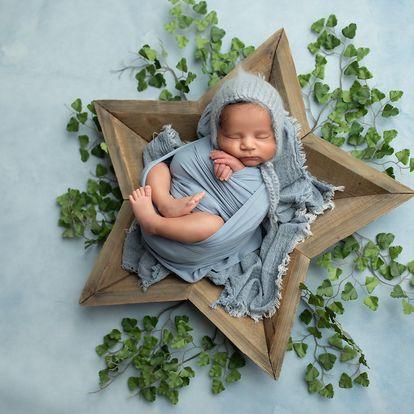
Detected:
left=217, top=103, right=277, bottom=167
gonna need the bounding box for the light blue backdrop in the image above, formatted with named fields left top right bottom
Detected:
left=1, top=0, right=413, bottom=413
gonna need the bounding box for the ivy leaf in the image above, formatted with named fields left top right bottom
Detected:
left=342, top=23, right=357, bottom=39
left=365, top=276, right=379, bottom=294
left=225, top=368, right=241, bottom=383
left=328, top=333, right=343, bottom=349
left=201, top=335, right=215, bottom=351
left=328, top=265, right=342, bottom=281
left=344, top=60, right=359, bottom=77
left=376, top=233, right=395, bottom=250
left=79, top=148, right=89, bottom=162
left=298, top=73, right=312, bottom=87
left=339, top=372, right=353, bottom=388
left=343, top=44, right=357, bottom=57
left=341, top=282, right=358, bottom=301
left=390, top=260, right=406, bottom=277
left=159, top=89, right=173, bottom=101
left=138, top=44, right=157, bottom=61
left=143, top=315, right=158, bottom=332
left=390, top=284, right=407, bottom=298
left=311, top=18, right=325, bottom=34
left=318, top=352, right=337, bottom=370
left=67, top=116, right=79, bottom=132
left=96, top=163, right=107, bottom=177
left=307, top=41, right=320, bottom=54
left=176, top=57, right=188, bottom=72
left=356, top=47, right=370, bottom=61
left=299, top=309, right=313, bottom=325
left=78, top=134, right=89, bottom=148
left=230, top=37, right=245, bottom=52
left=140, top=386, right=157, bottom=402
left=382, top=103, right=399, bottom=117
left=175, top=34, right=189, bottom=48
left=71, top=98, right=82, bottom=112
left=193, top=0, right=207, bottom=14
left=177, top=15, right=193, bottom=29
left=210, top=25, right=225, bottom=42
left=342, top=235, right=360, bottom=257
left=213, top=351, right=228, bottom=366
left=363, top=295, right=379, bottom=311
left=327, top=301, right=344, bottom=315
left=293, top=342, right=308, bottom=358
left=340, top=345, right=357, bottom=362
left=307, top=326, right=322, bottom=339
left=326, top=14, right=337, bottom=27
left=318, top=30, right=341, bottom=50
left=148, top=73, right=167, bottom=88
left=76, top=112, right=88, bottom=124
left=197, top=351, right=210, bottom=366
left=402, top=298, right=414, bottom=315
left=305, top=363, right=319, bottom=382
left=371, top=88, right=386, bottom=102
left=314, top=81, right=330, bottom=104
left=354, top=372, right=370, bottom=387
left=98, top=369, right=110, bottom=387
left=395, top=149, right=410, bottom=165
left=228, top=351, right=246, bottom=369
left=389, top=245, right=403, bottom=259
left=319, top=383, right=334, bottom=398
left=383, top=129, right=398, bottom=144
left=389, top=90, right=403, bottom=102
left=363, top=240, right=380, bottom=259
left=211, top=378, right=225, bottom=394
left=316, top=279, right=334, bottom=297
left=357, top=66, right=373, bottom=80
left=308, top=379, right=324, bottom=393
left=161, top=328, right=173, bottom=345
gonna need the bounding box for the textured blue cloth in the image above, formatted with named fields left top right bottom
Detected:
left=122, top=66, right=345, bottom=321
left=135, top=136, right=269, bottom=283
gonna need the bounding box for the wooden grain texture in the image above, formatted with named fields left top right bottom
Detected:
left=302, top=133, right=414, bottom=197
left=80, top=26, right=414, bottom=381
left=264, top=250, right=310, bottom=378
left=189, top=280, right=274, bottom=376
left=94, top=103, right=148, bottom=199
left=94, top=100, right=200, bottom=142
left=79, top=201, right=191, bottom=306
left=270, top=29, right=311, bottom=135
left=297, top=193, right=414, bottom=258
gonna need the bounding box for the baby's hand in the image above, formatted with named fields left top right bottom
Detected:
left=210, top=149, right=245, bottom=181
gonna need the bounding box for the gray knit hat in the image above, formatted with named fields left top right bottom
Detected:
left=197, top=65, right=302, bottom=226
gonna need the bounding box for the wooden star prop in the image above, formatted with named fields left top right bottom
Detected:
left=79, top=28, right=414, bottom=380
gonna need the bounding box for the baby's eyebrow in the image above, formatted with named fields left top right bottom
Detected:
left=224, top=128, right=273, bottom=134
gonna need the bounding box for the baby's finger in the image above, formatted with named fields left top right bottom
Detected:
left=224, top=169, right=233, bottom=181
left=220, top=165, right=231, bottom=180
left=216, top=164, right=226, bottom=178
left=213, top=158, right=229, bottom=165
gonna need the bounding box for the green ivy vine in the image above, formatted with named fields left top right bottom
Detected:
left=88, top=303, right=246, bottom=404
left=55, top=1, right=413, bottom=404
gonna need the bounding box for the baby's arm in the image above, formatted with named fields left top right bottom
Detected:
left=209, top=149, right=245, bottom=181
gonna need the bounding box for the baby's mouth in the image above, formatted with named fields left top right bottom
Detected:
left=241, top=156, right=260, bottom=161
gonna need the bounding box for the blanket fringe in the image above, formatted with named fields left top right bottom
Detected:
left=211, top=175, right=345, bottom=323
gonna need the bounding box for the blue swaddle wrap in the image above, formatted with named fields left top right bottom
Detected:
left=122, top=66, right=345, bottom=322
left=137, top=136, right=270, bottom=283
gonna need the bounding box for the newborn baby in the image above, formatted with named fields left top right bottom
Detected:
left=129, top=101, right=277, bottom=243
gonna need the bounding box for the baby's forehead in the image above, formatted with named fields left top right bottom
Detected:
left=219, top=102, right=273, bottom=129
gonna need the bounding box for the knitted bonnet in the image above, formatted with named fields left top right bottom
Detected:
left=197, top=64, right=305, bottom=226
